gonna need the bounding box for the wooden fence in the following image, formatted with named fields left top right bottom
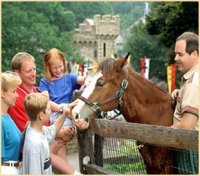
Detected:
left=77, top=119, right=198, bottom=174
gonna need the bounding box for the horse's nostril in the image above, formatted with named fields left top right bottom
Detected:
left=85, top=118, right=89, bottom=122
left=75, top=114, right=79, bottom=119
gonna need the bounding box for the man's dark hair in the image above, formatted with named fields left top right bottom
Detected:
left=176, top=32, right=199, bottom=55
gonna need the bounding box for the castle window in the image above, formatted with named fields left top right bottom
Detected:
left=103, top=43, right=106, bottom=57
left=94, top=50, right=97, bottom=58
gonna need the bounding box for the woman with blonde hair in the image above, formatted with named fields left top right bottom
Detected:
left=1, top=72, right=22, bottom=174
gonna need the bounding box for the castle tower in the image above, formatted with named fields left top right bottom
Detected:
left=73, top=14, right=120, bottom=63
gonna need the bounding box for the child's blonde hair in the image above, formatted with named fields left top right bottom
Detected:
left=24, top=93, right=49, bottom=121
left=1, top=72, right=22, bottom=92
left=43, top=48, right=67, bottom=81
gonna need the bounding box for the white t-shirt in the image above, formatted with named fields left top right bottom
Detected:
left=21, top=125, right=56, bottom=174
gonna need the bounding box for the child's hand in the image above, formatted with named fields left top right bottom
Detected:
left=74, top=118, right=89, bottom=130
left=63, top=100, right=78, bottom=116
left=171, top=89, right=180, bottom=99
left=68, top=99, right=78, bottom=108
left=83, top=75, right=92, bottom=87
left=41, top=91, right=49, bottom=98
left=80, top=75, right=92, bottom=89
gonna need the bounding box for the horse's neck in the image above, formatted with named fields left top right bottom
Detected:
left=122, top=71, right=173, bottom=126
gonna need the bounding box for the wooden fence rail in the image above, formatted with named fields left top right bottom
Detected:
left=77, top=119, right=198, bottom=174
left=90, top=119, right=198, bottom=151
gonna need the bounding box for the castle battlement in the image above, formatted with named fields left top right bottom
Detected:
left=73, top=14, right=120, bottom=63
left=74, top=14, right=120, bottom=35
left=94, top=14, right=120, bottom=25
left=78, top=23, right=93, bottom=32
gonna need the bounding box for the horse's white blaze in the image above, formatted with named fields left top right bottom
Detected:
left=72, top=72, right=103, bottom=119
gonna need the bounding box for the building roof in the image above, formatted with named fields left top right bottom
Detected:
left=84, top=18, right=94, bottom=26
left=115, top=35, right=123, bottom=44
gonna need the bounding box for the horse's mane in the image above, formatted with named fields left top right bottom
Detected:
left=129, top=68, right=169, bottom=94
left=96, top=58, right=169, bottom=95
left=96, top=58, right=115, bottom=74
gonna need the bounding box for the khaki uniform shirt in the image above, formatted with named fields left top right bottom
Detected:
left=173, top=65, right=199, bottom=130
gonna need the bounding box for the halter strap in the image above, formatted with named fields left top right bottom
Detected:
left=115, top=79, right=128, bottom=100
left=78, top=78, right=128, bottom=119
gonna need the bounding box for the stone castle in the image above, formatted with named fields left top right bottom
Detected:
left=73, top=14, right=120, bottom=63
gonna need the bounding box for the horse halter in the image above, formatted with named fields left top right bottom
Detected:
left=78, top=79, right=128, bottom=119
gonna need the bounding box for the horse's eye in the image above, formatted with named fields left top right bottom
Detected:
left=96, top=79, right=105, bottom=87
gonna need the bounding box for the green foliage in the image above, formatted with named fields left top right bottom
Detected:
left=36, top=2, right=75, bottom=32
left=2, top=1, right=115, bottom=78
left=2, top=2, right=75, bottom=81
left=105, top=162, right=145, bottom=174
left=3, top=1, right=197, bottom=85
left=124, top=21, right=168, bottom=72
left=62, top=2, right=113, bottom=27
left=104, top=140, right=146, bottom=174
left=111, top=2, right=145, bottom=30
left=146, top=2, right=198, bottom=62
left=124, top=1, right=198, bottom=83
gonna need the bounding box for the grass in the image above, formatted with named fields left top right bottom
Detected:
left=103, top=139, right=146, bottom=174
left=105, top=162, right=146, bottom=174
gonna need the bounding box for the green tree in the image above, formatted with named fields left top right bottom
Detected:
left=111, top=2, right=145, bottom=30
left=125, top=21, right=167, bottom=71
left=124, top=20, right=169, bottom=81
left=124, top=2, right=198, bottom=83
left=2, top=1, right=117, bottom=77
left=2, top=2, right=76, bottom=83
left=145, top=2, right=198, bottom=62
left=37, top=2, right=75, bottom=32
left=62, top=2, right=113, bottom=27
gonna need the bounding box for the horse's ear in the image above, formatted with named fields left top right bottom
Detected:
left=121, top=52, right=130, bottom=67
left=124, top=52, right=130, bottom=62
left=114, top=52, right=130, bottom=72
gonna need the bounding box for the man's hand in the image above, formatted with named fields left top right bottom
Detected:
left=171, top=89, right=180, bottom=99
left=55, top=126, right=75, bottom=143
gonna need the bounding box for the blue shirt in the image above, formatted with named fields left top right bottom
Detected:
left=1, top=114, right=22, bottom=162
left=38, top=73, right=81, bottom=104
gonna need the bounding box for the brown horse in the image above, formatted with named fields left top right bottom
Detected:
left=77, top=53, right=175, bottom=174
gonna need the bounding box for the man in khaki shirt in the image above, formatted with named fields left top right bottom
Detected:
left=171, top=32, right=199, bottom=130
left=171, top=32, right=199, bottom=174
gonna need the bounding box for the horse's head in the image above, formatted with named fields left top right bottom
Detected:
left=73, top=53, right=130, bottom=121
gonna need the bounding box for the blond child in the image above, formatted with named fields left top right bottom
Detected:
left=21, top=93, right=77, bottom=174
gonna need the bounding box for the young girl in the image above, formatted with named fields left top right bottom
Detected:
left=1, top=72, right=22, bottom=175
left=38, top=48, right=90, bottom=126
left=38, top=48, right=90, bottom=174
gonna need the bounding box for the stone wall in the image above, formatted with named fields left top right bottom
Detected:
left=73, top=14, right=120, bottom=63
